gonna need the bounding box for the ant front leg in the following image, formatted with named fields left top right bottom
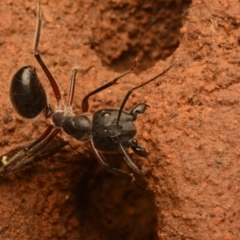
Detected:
left=118, top=140, right=147, bottom=175
left=90, top=141, right=145, bottom=190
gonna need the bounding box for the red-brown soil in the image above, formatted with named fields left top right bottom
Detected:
left=0, top=0, right=240, bottom=239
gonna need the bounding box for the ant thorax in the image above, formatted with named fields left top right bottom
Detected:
left=52, top=110, right=92, bottom=141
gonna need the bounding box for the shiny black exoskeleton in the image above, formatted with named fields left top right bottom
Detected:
left=0, top=4, right=174, bottom=182
left=92, top=104, right=149, bottom=156
left=10, top=66, right=47, bottom=118
left=52, top=110, right=92, bottom=141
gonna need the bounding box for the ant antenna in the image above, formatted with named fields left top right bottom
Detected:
left=116, top=62, right=175, bottom=126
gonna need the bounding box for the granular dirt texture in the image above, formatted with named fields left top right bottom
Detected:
left=0, top=0, right=240, bottom=240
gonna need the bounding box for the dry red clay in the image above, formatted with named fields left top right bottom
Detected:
left=0, top=0, right=240, bottom=240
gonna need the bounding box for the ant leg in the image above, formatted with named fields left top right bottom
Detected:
left=0, top=127, right=60, bottom=174
left=12, top=129, right=60, bottom=171
left=81, top=58, right=139, bottom=113
left=25, top=125, right=54, bottom=151
left=28, top=129, right=61, bottom=156
left=91, top=140, right=132, bottom=179
left=91, top=141, right=144, bottom=189
left=118, top=141, right=146, bottom=174
left=0, top=130, right=64, bottom=176
left=5, top=125, right=54, bottom=169
left=116, top=62, right=175, bottom=125
left=34, top=3, right=62, bottom=106
left=66, top=67, right=93, bottom=107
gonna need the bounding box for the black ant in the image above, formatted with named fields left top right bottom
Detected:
left=0, top=4, right=174, bottom=185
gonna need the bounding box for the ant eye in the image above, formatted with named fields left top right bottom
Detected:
left=104, top=112, right=110, bottom=117
left=101, top=111, right=110, bottom=117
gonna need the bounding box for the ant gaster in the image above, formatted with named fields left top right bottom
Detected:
left=1, top=4, right=174, bottom=183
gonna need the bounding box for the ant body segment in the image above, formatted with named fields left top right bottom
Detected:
left=0, top=4, right=174, bottom=184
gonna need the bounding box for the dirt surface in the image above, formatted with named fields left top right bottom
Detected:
left=0, top=0, right=240, bottom=239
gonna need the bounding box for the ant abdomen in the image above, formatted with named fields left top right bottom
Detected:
left=10, top=66, right=47, bottom=118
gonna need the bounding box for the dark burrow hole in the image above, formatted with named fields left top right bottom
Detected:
left=72, top=156, right=158, bottom=240
left=90, top=0, right=192, bottom=72
left=0, top=150, right=157, bottom=239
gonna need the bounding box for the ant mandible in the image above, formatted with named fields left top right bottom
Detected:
left=0, top=3, right=174, bottom=184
